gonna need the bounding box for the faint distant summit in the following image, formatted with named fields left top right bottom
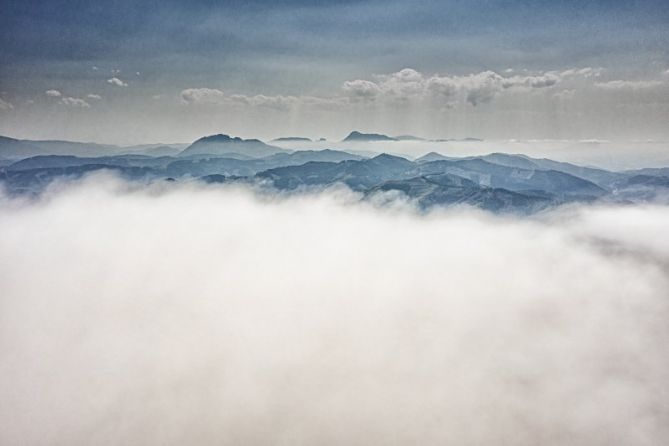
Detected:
left=433, top=137, right=483, bottom=142
left=342, top=131, right=397, bottom=142
left=271, top=137, right=312, bottom=142
left=395, top=135, right=427, bottom=141
left=179, top=134, right=286, bottom=158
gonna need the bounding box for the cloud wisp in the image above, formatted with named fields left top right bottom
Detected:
left=0, top=98, right=13, bottom=110
left=60, top=97, right=91, bottom=108
left=107, top=77, right=128, bottom=87
left=595, top=80, right=664, bottom=90
left=0, top=174, right=668, bottom=445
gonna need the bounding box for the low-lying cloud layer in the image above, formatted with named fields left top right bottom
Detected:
left=1, top=175, right=668, bottom=445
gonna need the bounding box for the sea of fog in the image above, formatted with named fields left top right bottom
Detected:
left=1, top=174, right=668, bottom=445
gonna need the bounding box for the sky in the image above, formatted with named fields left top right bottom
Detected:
left=1, top=0, right=668, bottom=144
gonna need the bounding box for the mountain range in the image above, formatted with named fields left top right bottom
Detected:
left=2, top=132, right=668, bottom=213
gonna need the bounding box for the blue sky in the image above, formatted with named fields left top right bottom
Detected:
left=1, top=0, right=668, bottom=143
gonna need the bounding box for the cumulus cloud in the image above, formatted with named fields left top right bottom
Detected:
left=60, top=97, right=91, bottom=108
left=107, top=77, right=128, bottom=87
left=502, top=72, right=561, bottom=89
left=343, top=68, right=566, bottom=107
left=342, top=79, right=382, bottom=101
left=180, top=87, right=226, bottom=105
left=173, top=67, right=643, bottom=114
left=0, top=98, right=13, bottom=110
left=47, top=90, right=90, bottom=107
left=459, top=70, right=506, bottom=105
left=374, top=68, right=427, bottom=99
left=339, top=66, right=668, bottom=110
left=560, top=67, right=604, bottom=78
left=86, top=94, right=102, bottom=100
left=425, top=74, right=459, bottom=99
left=0, top=175, right=668, bottom=445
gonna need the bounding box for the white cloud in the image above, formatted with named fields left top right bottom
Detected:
left=170, top=66, right=641, bottom=116
left=343, top=68, right=565, bottom=107
left=86, top=94, right=102, bottom=100
left=243, top=94, right=299, bottom=110
left=0, top=98, right=13, bottom=110
left=375, top=68, right=427, bottom=99
left=60, top=97, right=91, bottom=108
left=45, top=89, right=62, bottom=97
left=180, top=88, right=226, bottom=105
left=459, top=70, right=506, bottom=105
left=181, top=88, right=337, bottom=111
left=594, top=80, right=664, bottom=90
left=0, top=176, right=668, bottom=445
left=425, top=75, right=459, bottom=100
left=342, top=79, right=382, bottom=101
left=107, top=77, right=128, bottom=87
left=502, top=72, right=561, bottom=89
left=560, top=67, right=604, bottom=78
left=168, top=66, right=664, bottom=117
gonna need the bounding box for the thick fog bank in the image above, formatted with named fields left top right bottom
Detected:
left=1, top=175, right=668, bottom=445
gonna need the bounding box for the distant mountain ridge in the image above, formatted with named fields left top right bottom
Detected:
left=271, top=137, right=312, bottom=142
left=2, top=137, right=668, bottom=213
left=0, top=135, right=187, bottom=159
left=178, top=134, right=287, bottom=158
left=0, top=135, right=120, bottom=159
left=340, top=132, right=483, bottom=143
left=394, top=135, right=426, bottom=141
left=0, top=131, right=488, bottom=161
left=342, top=131, right=397, bottom=142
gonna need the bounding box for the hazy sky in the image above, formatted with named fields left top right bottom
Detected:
left=1, top=0, right=668, bottom=144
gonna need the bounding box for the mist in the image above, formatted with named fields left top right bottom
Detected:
left=1, top=174, right=668, bottom=445
left=272, top=139, right=669, bottom=171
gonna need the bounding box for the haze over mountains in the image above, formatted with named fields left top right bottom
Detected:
left=4, top=0, right=669, bottom=443
left=2, top=131, right=668, bottom=213
left=3, top=129, right=669, bottom=445
left=341, top=131, right=483, bottom=143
